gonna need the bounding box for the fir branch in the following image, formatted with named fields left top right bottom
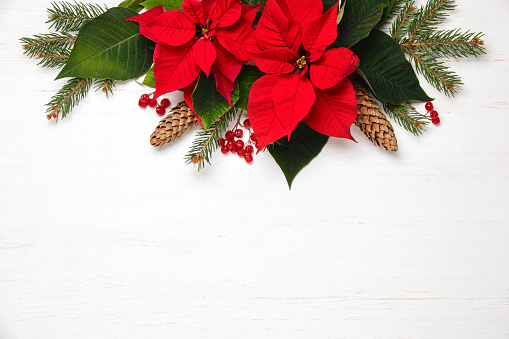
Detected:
left=382, top=101, right=428, bottom=135
left=20, top=32, right=76, bottom=57
left=35, top=52, right=70, bottom=68
left=46, top=77, right=92, bottom=120
left=404, top=47, right=462, bottom=96
left=94, top=79, right=115, bottom=97
left=385, top=0, right=413, bottom=23
left=401, top=29, right=485, bottom=59
left=406, top=0, right=455, bottom=42
left=46, top=1, right=107, bottom=32
left=184, top=108, right=239, bottom=171
left=390, top=1, right=416, bottom=42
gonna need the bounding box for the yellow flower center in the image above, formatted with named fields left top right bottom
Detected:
left=295, top=56, right=307, bottom=69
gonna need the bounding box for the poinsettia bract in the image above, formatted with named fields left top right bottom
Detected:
left=247, top=0, right=360, bottom=150
left=127, top=0, right=262, bottom=104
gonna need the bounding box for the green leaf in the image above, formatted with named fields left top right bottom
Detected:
left=142, top=66, right=156, bottom=88
left=331, top=0, right=391, bottom=48
left=118, top=0, right=144, bottom=12
left=337, top=0, right=347, bottom=25
left=140, top=0, right=183, bottom=10
left=352, top=29, right=432, bottom=104
left=242, top=0, right=265, bottom=5
left=192, top=73, right=240, bottom=130
left=235, top=65, right=264, bottom=111
left=56, top=7, right=155, bottom=81
left=268, top=122, right=329, bottom=189
left=380, top=0, right=395, bottom=21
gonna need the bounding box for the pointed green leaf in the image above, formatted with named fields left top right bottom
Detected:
left=268, top=122, right=329, bottom=189
left=192, top=73, right=240, bottom=130
left=118, top=0, right=144, bottom=12
left=352, top=29, right=432, bottom=104
left=142, top=66, right=156, bottom=88
left=56, top=7, right=155, bottom=81
left=380, top=0, right=395, bottom=21
left=140, top=0, right=183, bottom=10
left=329, top=0, right=391, bottom=48
left=235, top=66, right=264, bottom=111
left=336, top=0, right=347, bottom=25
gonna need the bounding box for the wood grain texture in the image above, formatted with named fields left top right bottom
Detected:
left=1, top=0, right=508, bottom=338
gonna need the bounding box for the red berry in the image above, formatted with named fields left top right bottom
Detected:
left=221, top=146, right=229, bottom=154
left=226, top=140, right=235, bottom=149
left=148, top=99, right=158, bottom=108
left=245, top=145, right=254, bottom=154
left=425, top=101, right=434, bottom=111
left=160, top=98, right=171, bottom=108
left=429, top=110, right=439, bottom=119
left=235, top=140, right=244, bottom=149
left=230, top=147, right=238, bottom=153
left=432, top=117, right=440, bottom=125
left=225, top=130, right=234, bottom=140
left=234, top=129, right=243, bottom=138
left=243, top=119, right=251, bottom=128
left=218, top=138, right=226, bottom=147
left=237, top=149, right=245, bottom=157
left=250, top=134, right=257, bottom=142
left=140, top=94, right=150, bottom=101
left=138, top=99, right=148, bottom=108
left=156, top=106, right=165, bottom=115
left=244, top=154, right=253, bottom=163
left=255, top=142, right=259, bottom=149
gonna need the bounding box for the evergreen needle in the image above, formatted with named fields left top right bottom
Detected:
left=184, top=108, right=239, bottom=171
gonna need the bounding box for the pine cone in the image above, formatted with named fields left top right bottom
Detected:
left=150, top=101, right=198, bottom=147
left=353, top=84, right=398, bottom=152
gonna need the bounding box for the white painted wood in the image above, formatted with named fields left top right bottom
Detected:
left=1, top=0, right=508, bottom=337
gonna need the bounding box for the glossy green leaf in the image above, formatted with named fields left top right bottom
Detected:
left=192, top=73, right=240, bottom=130
left=235, top=66, right=264, bottom=111
left=330, top=0, right=391, bottom=48
left=56, top=7, right=155, bottom=81
left=140, top=0, right=183, bottom=10
left=142, top=66, right=156, bottom=88
left=118, top=0, right=144, bottom=12
left=352, top=29, right=432, bottom=104
left=269, top=122, right=329, bottom=189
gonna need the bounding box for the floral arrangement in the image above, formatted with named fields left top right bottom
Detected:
left=21, top=0, right=485, bottom=187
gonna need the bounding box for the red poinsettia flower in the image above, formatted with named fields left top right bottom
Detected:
left=247, top=0, right=360, bottom=150
left=127, top=0, right=262, bottom=104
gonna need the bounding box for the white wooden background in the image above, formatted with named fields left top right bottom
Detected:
left=1, top=0, right=508, bottom=337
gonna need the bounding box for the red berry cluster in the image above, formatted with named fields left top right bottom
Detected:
left=138, top=93, right=171, bottom=116
left=218, top=118, right=259, bottom=164
left=425, top=101, right=440, bottom=125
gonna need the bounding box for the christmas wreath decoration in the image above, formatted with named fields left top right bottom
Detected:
left=21, top=0, right=485, bottom=187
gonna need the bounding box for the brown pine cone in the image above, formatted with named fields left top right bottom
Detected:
left=150, top=101, right=198, bottom=147
left=353, top=84, right=398, bottom=152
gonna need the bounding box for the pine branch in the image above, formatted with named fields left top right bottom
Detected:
left=382, top=101, right=429, bottom=135
left=390, top=1, right=416, bottom=43
left=184, top=108, right=239, bottom=171
left=385, top=0, right=413, bottom=23
left=20, top=32, right=76, bottom=57
left=94, top=79, right=115, bottom=97
left=37, top=53, right=70, bottom=68
left=46, top=77, right=92, bottom=120
left=46, top=1, right=107, bottom=32
left=20, top=32, right=76, bottom=68
left=406, top=0, right=455, bottom=42
left=401, top=29, right=485, bottom=59
left=404, top=47, right=462, bottom=96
